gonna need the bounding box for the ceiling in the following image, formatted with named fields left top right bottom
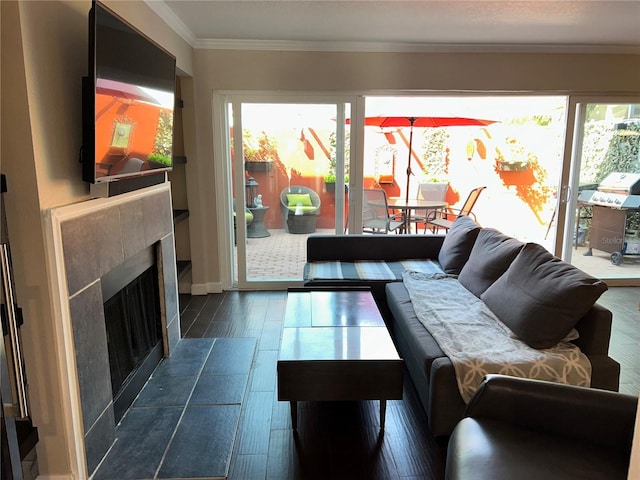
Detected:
left=150, top=0, right=640, bottom=53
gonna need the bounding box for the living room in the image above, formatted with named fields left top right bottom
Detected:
left=2, top=1, right=639, bottom=478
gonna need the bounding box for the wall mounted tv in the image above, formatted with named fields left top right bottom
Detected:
left=82, top=1, right=176, bottom=185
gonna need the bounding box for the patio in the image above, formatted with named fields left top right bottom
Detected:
left=239, top=228, right=335, bottom=281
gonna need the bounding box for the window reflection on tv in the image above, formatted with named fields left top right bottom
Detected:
left=94, top=78, right=174, bottom=180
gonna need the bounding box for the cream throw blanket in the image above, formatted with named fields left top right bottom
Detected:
left=402, top=271, right=592, bottom=403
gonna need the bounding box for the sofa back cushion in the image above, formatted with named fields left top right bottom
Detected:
left=481, top=243, right=608, bottom=349
left=458, top=228, right=525, bottom=297
left=437, top=216, right=481, bottom=274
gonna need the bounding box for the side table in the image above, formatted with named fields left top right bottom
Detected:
left=247, top=206, right=270, bottom=238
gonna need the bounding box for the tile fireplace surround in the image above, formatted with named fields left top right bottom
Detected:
left=45, top=183, right=180, bottom=476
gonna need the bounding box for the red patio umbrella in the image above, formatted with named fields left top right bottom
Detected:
left=348, top=116, right=497, bottom=201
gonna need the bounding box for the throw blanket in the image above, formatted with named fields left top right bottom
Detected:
left=307, top=259, right=443, bottom=281
left=402, top=271, right=592, bottom=403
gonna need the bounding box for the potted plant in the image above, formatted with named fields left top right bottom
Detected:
left=243, top=129, right=278, bottom=172
left=147, top=152, right=172, bottom=167
left=324, top=173, right=349, bottom=193
left=495, top=137, right=532, bottom=171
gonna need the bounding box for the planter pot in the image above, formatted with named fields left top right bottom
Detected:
left=325, top=182, right=348, bottom=193
left=496, top=167, right=536, bottom=186
left=245, top=161, right=274, bottom=172
left=147, top=160, right=170, bottom=170
left=497, top=160, right=529, bottom=172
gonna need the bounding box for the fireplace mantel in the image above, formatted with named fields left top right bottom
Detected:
left=44, top=183, right=180, bottom=476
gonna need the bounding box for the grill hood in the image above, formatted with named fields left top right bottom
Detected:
left=598, top=172, right=640, bottom=195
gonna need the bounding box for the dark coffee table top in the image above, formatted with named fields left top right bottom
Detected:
left=279, top=289, right=400, bottom=362
left=284, top=289, right=385, bottom=328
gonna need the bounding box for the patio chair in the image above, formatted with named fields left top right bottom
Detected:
left=362, top=188, right=405, bottom=234
left=427, top=186, right=486, bottom=233
left=280, top=186, right=321, bottom=234
left=412, top=182, right=448, bottom=233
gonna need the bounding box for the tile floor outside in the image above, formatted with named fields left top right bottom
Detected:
left=239, top=228, right=334, bottom=281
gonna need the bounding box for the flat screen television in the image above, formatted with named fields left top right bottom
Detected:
left=82, top=1, right=176, bottom=185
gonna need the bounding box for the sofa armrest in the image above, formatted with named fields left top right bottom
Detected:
left=465, top=374, right=638, bottom=454
left=306, top=234, right=445, bottom=262
left=573, top=303, right=612, bottom=356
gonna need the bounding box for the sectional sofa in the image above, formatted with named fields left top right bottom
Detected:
left=303, top=216, right=621, bottom=436
left=446, top=374, right=638, bottom=480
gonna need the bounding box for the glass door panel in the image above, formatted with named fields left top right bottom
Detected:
left=229, top=100, right=351, bottom=287
left=362, top=96, right=568, bottom=244
left=564, top=102, right=640, bottom=282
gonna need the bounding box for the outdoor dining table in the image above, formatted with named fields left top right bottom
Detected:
left=387, top=197, right=448, bottom=234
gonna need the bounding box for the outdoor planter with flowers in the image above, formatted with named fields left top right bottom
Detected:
left=495, top=137, right=533, bottom=171
left=243, top=129, right=279, bottom=172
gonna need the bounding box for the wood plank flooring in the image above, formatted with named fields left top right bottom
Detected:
left=596, top=287, right=640, bottom=396
left=180, top=286, right=640, bottom=480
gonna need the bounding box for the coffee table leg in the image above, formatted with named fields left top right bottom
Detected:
left=380, top=399, right=387, bottom=431
left=290, top=401, right=298, bottom=430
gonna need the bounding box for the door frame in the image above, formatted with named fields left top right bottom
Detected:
left=213, top=92, right=364, bottom=290
left=212, top=90, right=640, bottom=290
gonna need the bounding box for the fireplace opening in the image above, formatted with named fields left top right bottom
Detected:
left=102, top=246, right=163, bottom=422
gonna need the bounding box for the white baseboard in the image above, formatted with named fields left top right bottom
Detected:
left=190, top=282, right=222, bottom=295
left=190, top=283, right=208, bottom=295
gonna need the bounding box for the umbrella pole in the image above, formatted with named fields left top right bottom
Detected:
left=405, top=119, right=416, bottom=203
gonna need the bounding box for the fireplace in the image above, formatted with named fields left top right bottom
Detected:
left=46, top=184, right=180, bottom=476
left=102, top=246, right=163, bottom=422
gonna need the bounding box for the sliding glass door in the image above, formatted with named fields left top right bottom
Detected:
left=222, top=95, right=359, bottom=289
left=361, top=95, right=569, bottom=246
left=214, top=92, right=639, bottom=289
left=562, top=98, right=640, bottom=285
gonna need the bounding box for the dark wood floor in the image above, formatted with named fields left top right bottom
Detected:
left=597, top=287, right=640, bottom=397
left=179, top=286, right=640, bottom=480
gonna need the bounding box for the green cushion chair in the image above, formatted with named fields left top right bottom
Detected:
left=280, top=186, right=321, bottom=234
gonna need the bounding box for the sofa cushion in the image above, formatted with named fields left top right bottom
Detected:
left=458, top=228, right=524, bottom=297
left=481, top=243, right=608, bottom=349
left=305, top=259, right=443, bottom=281
left=437, top=216, right=481, bottom=274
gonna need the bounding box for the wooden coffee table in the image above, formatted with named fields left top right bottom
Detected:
left=277, top=288, right=403, bottom=430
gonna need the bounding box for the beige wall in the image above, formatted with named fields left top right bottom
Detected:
left=1, top=1, right=192, bottom=476
left=1, top=1, right=74, bottom=475
left=189, top=48, right=640, bottom=291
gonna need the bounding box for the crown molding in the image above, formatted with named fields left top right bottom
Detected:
left=144, top=0, right=196, bottom=46
left=194, top=38, right=640, bottom=55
